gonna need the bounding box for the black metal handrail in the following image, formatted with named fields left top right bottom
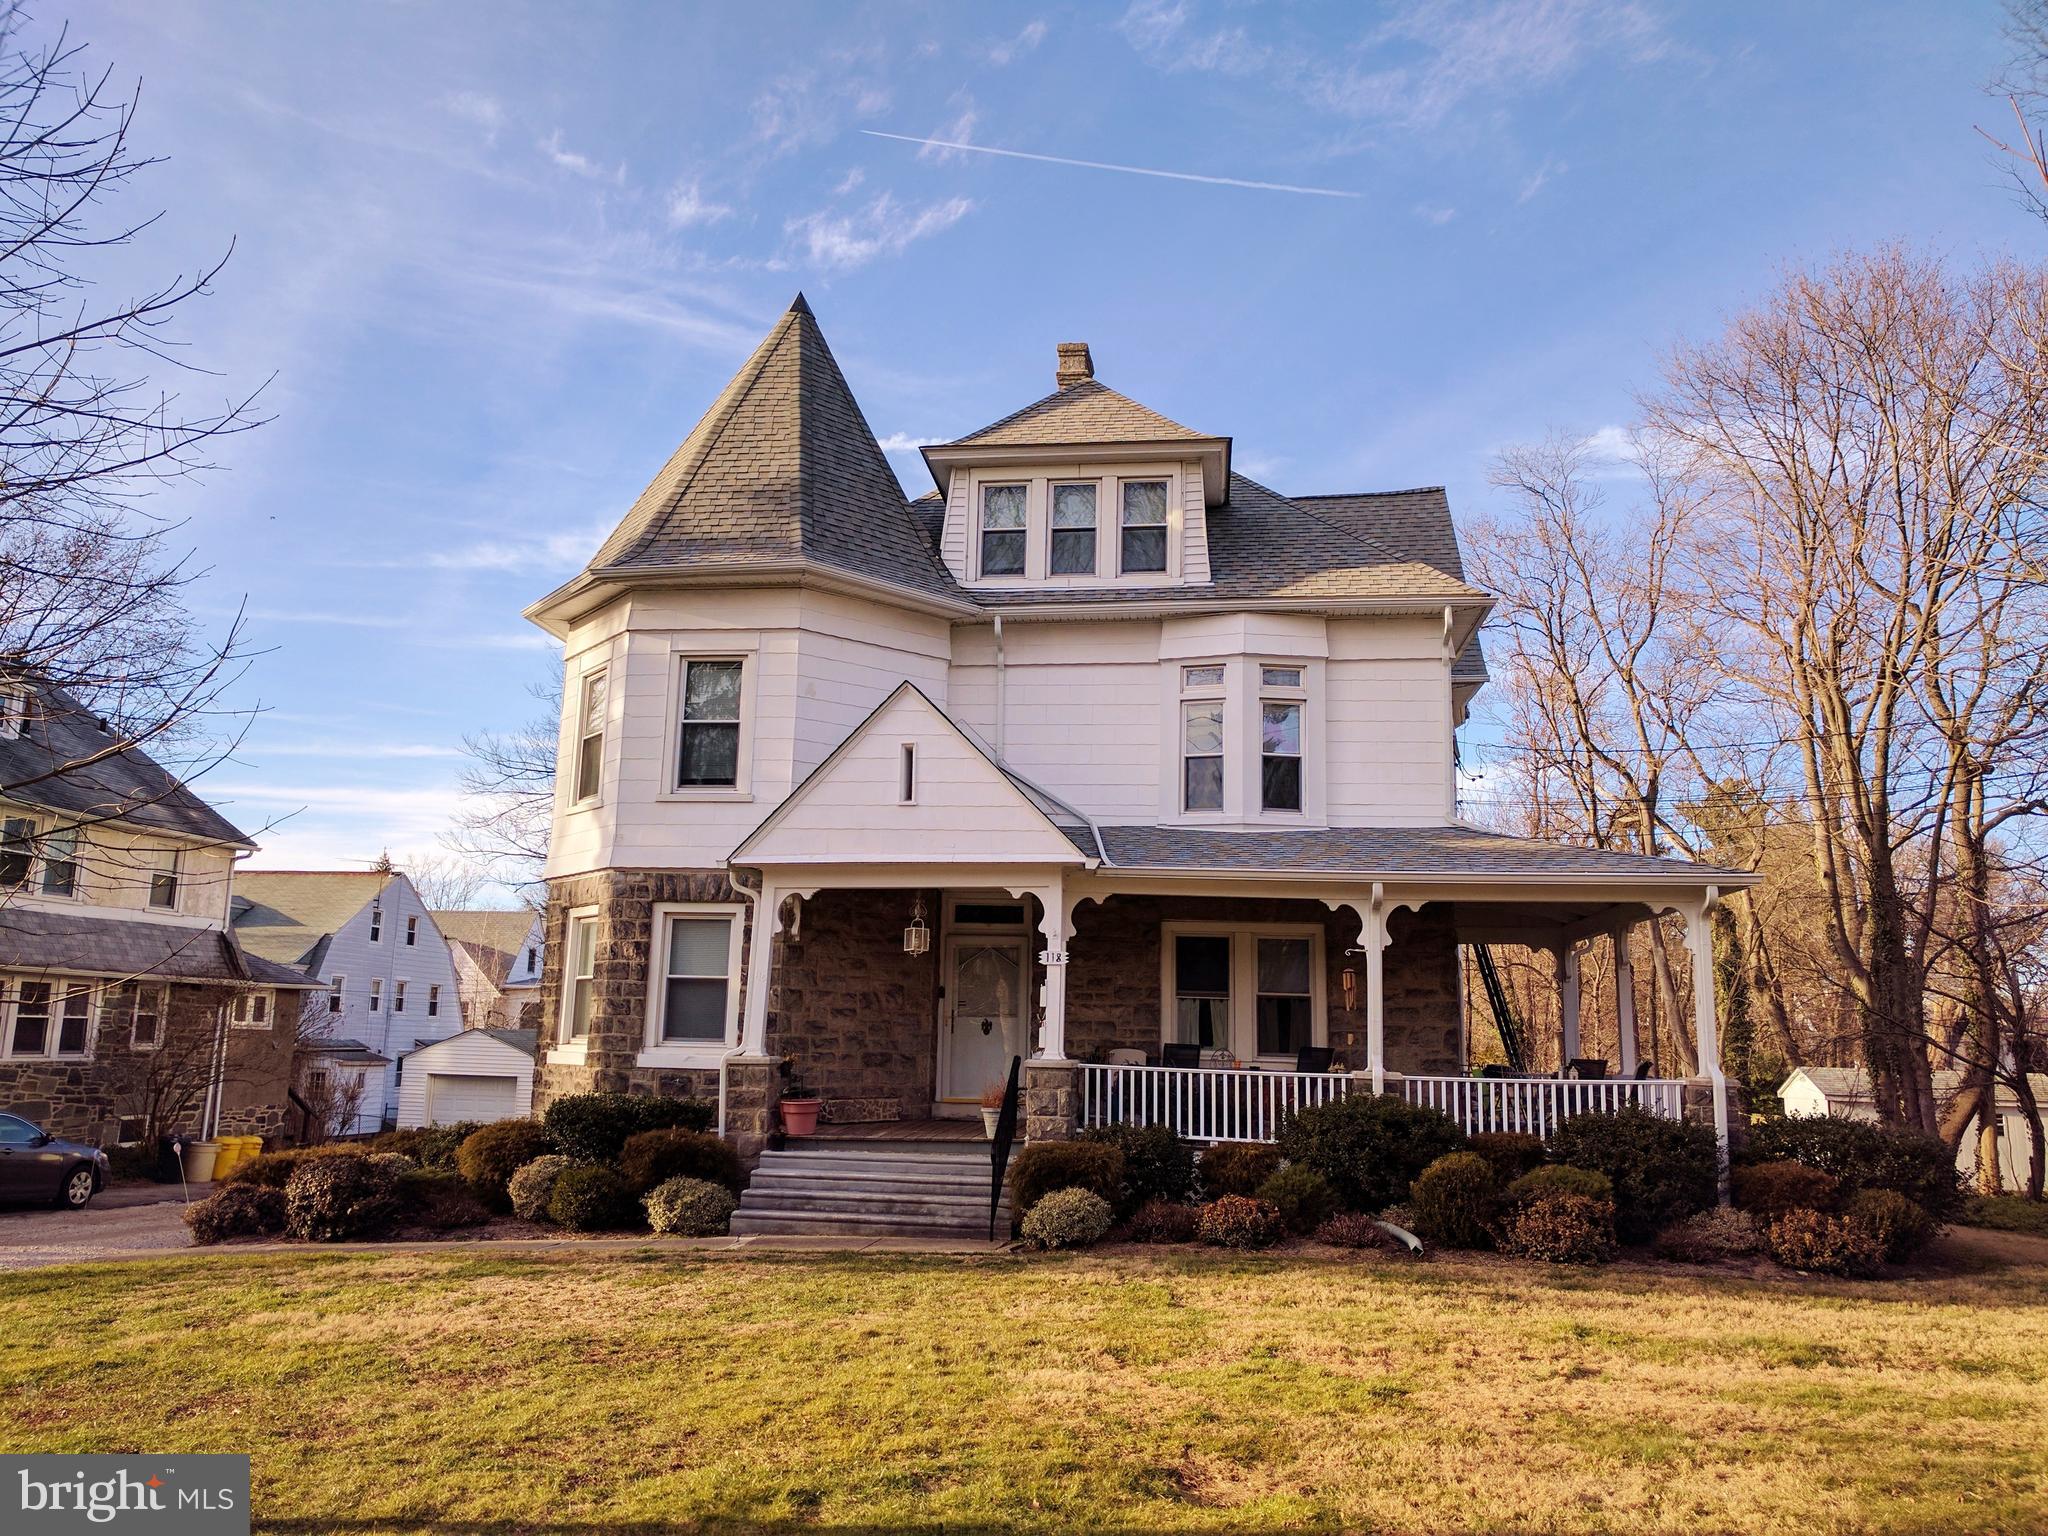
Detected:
left=989, top=1053, right=1021, bottom=1241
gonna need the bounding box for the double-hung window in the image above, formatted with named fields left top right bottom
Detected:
left=0, top=817, right=36, bottom=888
left=1120, top=480, right=1169, bottom=573
left=328, top=974, right=345, bottom=1014
left=426, top=984, right=440, bottom=1017
left=563, top=912, right=597, bottom=1041
left=1255, top=937, right=1313, bottom=1055
left=231, top=991, right=271, bottom=1028
left=367, top=906, right=382, bottom=943
left=653, top=911, right=737, bottom=1045
left=1172, top=934, right=1231, bottom=1048
left=1163, top=926, right=1323, bottom=1063
left=368, top=978, right=383, bottom=1013
left=39, top=828, right=78, bottom=897
left=1180, top=664, right=1226, bottom=815
left=1049, top=483, right=1097, bottom=576
left=574, top=669, right=607, bottom=803
left=147, top=847, right=179, bottom=910
left=979, top=483, right=1027, bottom=576
left=676, top=659, right=742, bottom=788
left=405, top=916, right=418, bottom=947
left=392, top=981, right=407, bottom=1014
left=131, top=984, right=167, bottom=1048
left=1260, top=665, right=1306, bottom=814
left=2, top=979, right=89, bottom=1059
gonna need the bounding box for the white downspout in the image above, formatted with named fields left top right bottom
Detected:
left=992, top=615, right=1007, bottom=758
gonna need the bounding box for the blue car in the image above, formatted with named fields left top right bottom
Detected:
left=0, top=1112, right=108, bottom=1209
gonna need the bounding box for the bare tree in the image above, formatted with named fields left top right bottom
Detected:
left=401, top=851, right=493, bottom=911
left=444, top=677, right=557, bottom=894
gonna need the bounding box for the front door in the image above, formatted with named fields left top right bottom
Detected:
left=940, top=935, right=1029, bottom=1106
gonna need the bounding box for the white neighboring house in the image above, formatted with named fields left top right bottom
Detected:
left=432, top=909, right=544, bottom=1031
left=394, top=1028, right=537, bottom=1128
left=230, top=871, right=464, bottom=1134
left=1780, top=1065, right=2046, bottom=1193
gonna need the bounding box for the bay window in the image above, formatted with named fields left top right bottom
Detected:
left=979, top=483, right=1027, bottom=576
left=676, top=659, right=742, bottom=788
left=574, top=669, right=607, bottom=803
left=1183, top=703, right=1224, bottom=812
left=1261, top=701, right=1304, bottom=812
left=1049, top=482, right=1097, bottom=575
left=1120, top=480, right=1168, bottom=573
left=562, top=911, right=597, bottom=1042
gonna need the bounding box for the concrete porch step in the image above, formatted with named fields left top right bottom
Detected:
left=730, top=1210, right=1008, bottom=1240
left=732, top=1143, right=1017, bottom=1240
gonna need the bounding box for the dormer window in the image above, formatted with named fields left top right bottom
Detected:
left=979, top=484, right=1027, bottom=576
left=0, top=686, right=26, bottom=740
left=1120, top=481, right=1169, bottom=573
left=1050, top=483, right=1097, bottom=576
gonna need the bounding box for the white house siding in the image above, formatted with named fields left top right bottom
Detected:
left=0, top=821, right=239, bottom=927
left=394, top=1031, right=534, bottom=1128
left=1324, top=616, right=1456, bottom=826
left=305, top=878, right=464, bottom=1131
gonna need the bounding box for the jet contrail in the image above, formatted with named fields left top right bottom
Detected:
left=861, top=130, right=1360, bottom=199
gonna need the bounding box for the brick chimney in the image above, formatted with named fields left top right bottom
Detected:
left=1055, top=342, right=1093, bottom=390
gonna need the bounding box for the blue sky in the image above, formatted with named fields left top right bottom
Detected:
left=64, top=1, right=2032, bottom=876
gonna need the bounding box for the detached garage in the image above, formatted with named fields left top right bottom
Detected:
left=395, top=1029, right=538, bottom=1129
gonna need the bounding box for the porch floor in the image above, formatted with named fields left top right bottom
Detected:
left=809, top=1118, right=985, bottom=1143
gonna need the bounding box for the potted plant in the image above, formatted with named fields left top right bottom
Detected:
left=778, top=1070, right=823, bottom=1137
left=978, top=1080, right=1008, bottom=1139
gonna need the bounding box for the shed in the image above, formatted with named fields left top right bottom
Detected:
left=394, top=1029, right=538, bottom=1128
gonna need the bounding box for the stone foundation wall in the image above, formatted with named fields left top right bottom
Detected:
left=0, top=981, right=297, bottom=1145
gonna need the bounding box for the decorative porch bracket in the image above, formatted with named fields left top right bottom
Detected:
left=1324, top=884, right=1409, bottom=1095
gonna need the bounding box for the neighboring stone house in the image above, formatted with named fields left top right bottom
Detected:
left=0, top=676, right=319, bottom=1144
left=432, top=909, right=544, bottom=1031
left=230, top=871, right=463, bottom=1134
left=520, top=297, right=1753, bottom=1182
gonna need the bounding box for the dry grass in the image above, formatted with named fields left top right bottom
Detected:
left=3, top=1236, right=2046, bottom=1534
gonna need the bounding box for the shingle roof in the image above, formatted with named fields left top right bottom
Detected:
left=303, top=1036, right=388, bottom=1064
left=969, top=475, right=1486, bottom=607
left=230, top=871, right=393, bottom=969
left=1294, top=488, right=1487, bottom=680
left=0, top=906, right=319, bottom=986
left=1091, top=824, right=1746, bottom=880
left=946, top=378, right=1213, bottom=448
left=1789, top=1065, right=2048, bottom=1114
left=583, top=295, right=959, bottom=600
left=0, top=681, right=252, bottom=845
left=430, top=910, right=533, bottom=955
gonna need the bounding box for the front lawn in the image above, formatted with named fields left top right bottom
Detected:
left=4, top=1242, right=2046, bottom=1533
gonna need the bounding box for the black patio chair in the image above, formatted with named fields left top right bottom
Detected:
left=1564, top=1058, right=1609, bottom=1080
left=1294, top=1046, right=1334, bottom=1074
left=1478, top=1063, right=1509, bottom=1078
left=1633, top=1059, right=1658, bottom=1080
left=1161, top=1042, right=1203, bottom=1069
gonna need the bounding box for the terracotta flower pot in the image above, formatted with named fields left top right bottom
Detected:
left=780, top=1097, right=823, bottom=1136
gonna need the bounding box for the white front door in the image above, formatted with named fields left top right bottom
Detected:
left=940, top=935, right=1029, bottom=1105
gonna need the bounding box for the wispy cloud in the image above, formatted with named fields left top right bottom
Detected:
left=917, top=103, right=981, bottom=164
left=876, top=432, right=941, bottom=452
left=666, top=178, right=732, bottom=227
left=861, top=130, right=1360, bottom=198
left=1519, top=155, right=1567, bottom=202
left=243, top=608, right=404, bottom=629
left=539, top=128, right=624, bottom=184
left=443, top=90, right=505, bottom=143
left=986, top=20, right=1049, bottom=66
left=1414, top=204, right=1457, bottom=225
left=253, top=741, right=464, bottom=759
left=786, top=192, right=974, bottom=269
left=752, top=49, right=894, bottom=158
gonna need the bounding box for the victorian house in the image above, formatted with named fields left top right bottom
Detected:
left=521, top=298, right=1751, bottom=1230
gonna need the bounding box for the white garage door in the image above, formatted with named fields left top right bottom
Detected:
left=425, top=1073, right=518, bottom=1126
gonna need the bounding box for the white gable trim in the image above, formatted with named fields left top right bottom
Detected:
left=730, top=681, right=1094, bottom=867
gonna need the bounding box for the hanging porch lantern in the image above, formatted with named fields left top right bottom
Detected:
left=903, top=894, right=931, bottom=955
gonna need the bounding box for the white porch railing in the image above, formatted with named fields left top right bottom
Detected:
left=1400, top=1074, right=1684, bottom=1136
left=1077, top=1062, right=1355, bottom=1143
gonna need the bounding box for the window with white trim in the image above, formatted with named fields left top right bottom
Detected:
left=367, top=905, right=382, bottom=943
left=368, top=978, right=383, bottom=1012
left=392, top=980, right=407, bottom=1014
left=573, top=668, right=608, bottom=803
left=651, top=910, right=739, bottom=1045
left=231, top=990, right=271, bottom=1028
left=1260, top=665, right=1307, bottom=814
left=405, top=915, right=418, bottom=947
left=562, top=912, right=597, bottom=1041
left=147, top=847, right=179, bottom=910
left=427, top=984, right=440, bottom=1017
left=0, top=816, right=36, bottom=888
left=1119, top=480, right=1169, bottom=573
left=899, top=743, right=916, bottom=805
left=0, top=686, right=26, bottom=739
left=328, top=974, right=345, bottom=1014
left=1, top=977, right=91, bottom=1059
left=978, top=483, right=1027, bottom=576
left=1182, top=702, right=1224, bottom=813
left=1161, top=925, right=1324, bottom=1063
left=1049, top=482, right=1097, bottom=576
left=39, top=827, right=78, bottom=897
left=676, top=659, right=742, bottom=788
left=130, top=984, right=166, bottom=1049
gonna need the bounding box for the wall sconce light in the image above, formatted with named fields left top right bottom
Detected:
left=903, top=894, right=931, bottom=955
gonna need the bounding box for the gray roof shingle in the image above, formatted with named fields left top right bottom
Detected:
left=0, top=682, right=253, bottom=845
left=946, top=378, right=1214, bottom=447
left=1091, top=824, right=1746, bottom=880
left=0, top=906, right=319, bottom=986
left=230, top=871, right=393, bottom=969
left=1293, top=488, right=1487, bottom=681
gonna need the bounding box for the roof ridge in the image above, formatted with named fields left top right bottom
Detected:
left=1294, top=485, right=1448, bottom=500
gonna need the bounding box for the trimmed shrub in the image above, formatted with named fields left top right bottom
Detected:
left=546, top=1165, right=641, bottom=1232
left=1409, top=1151, right=1499, bottom=1249
left=283, top=1153, right=403, bottom=1242
left=1653, top=1206, right=1763, bottom=1263
left=1844, top=1188, right=1935, bottom=1263
left=1505, top=1165, right=1613, bottom=1208
left=395, top=1169, right=491, bottom=1230
left=224, top=1144, right=356, bottom=1191
left=1258, top=1164, right=1339, bottom=1235
left=1196, top=1195, right=1285, bottom=1250
left=183, top=1183, right=286, bottom=1244
left=1314, top=1211, right=1399, bottom=1251
left=1010, top=1141, right=1123, bottom=1214
left=1741, top=1116, right=1962, bottom=1221
left=1732, top=1159, right=1841, bottom=1221
left=1466, top=1131, right=1546, bottom=1185
left=1764, top=1207, right=1885, bottom=1277
left=1080, top=1123, right=1196, bottom=1215
left=1495, top=1192, right=1617, bottom=1264
left=645, top=1176, right=737, bottom=1237
left=1124, top=1199, right=1201, bottom=1244
left=618, top=1128, right=746, bottom=1196
left=1961, top=1194, right=2048, bottom=1236
left=1378, top=1202, right=1419, bottom=1233
left=540, top=1092, right=713, bottom=1163
left=1277, top=1095, right=1465, bottom=1213
left=369, top=1123, right=480, bottom=1169
left=1198, top=1142, right=1281, bottom=1199
left=456, top=1121, right=555, bottom=1212
left=1020, top=1187, right=1115, bottom=1250
left=508, top=1155, right=572, bottom=1223
left=1548, top=1108, right=1716, bottom=1243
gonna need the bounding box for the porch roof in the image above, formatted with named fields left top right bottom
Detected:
left=1087, top=824, right=1752, bottom=884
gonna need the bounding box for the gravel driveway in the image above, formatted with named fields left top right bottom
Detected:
left=0, top=1198, right=193, bottom=1270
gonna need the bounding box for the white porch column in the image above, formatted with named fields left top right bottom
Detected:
left=1555, top=943, right=1582, bottom=1065
left=1685, top=895, right=1731, bottom=1198
left=1612, top=925, right=1639, bottom=1077
left=1324, top=889, right=1390, bottom=1092
left=1033, top=888, right=1068, bottom=1062
left=738, top=881, right=782, bottom=1058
